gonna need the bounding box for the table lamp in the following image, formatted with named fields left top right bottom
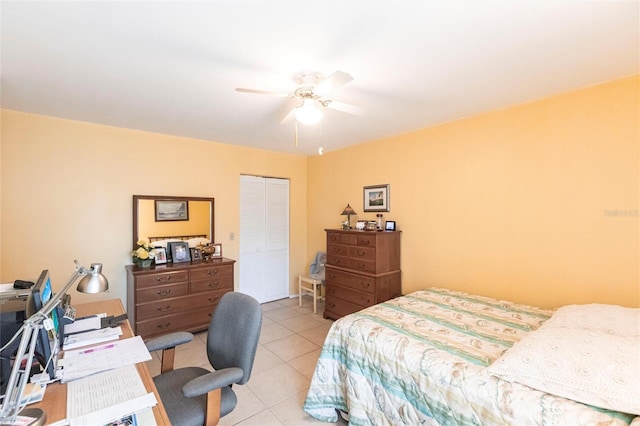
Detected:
left=0, top=261, right=109, bottom=425
left=341, top=204, right=357, bottom=229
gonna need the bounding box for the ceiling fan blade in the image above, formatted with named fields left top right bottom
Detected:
left=324, top=100, right=364, bottom=116
left=314, top=71, right=353, bottom=96
left=277, top=97, right=299, bottom=123
left=235, top=88, right=292, bottom=98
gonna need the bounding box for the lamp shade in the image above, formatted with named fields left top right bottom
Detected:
left=341, top=204, right=357, bottom=216
left=295, top=99, right=323, bottom=125
left=76, top=263, right=109, bottom=293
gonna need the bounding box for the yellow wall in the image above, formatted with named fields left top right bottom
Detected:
left=2, top=76, right=637, bottom=310
left=0, top=110, right=308, bottom=305
left=308, top=76, right=639, bottom=309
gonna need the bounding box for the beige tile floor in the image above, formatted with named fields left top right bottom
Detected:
left=146, top=295, right=345, bottom=426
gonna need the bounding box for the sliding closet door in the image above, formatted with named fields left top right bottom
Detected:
left=239, top=175, right=289, bottom=303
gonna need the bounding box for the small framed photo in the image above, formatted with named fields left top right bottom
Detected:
left=155, top=200, right=189, bottom=221
left=190, top=247, right=202, bottom=261
left=385, top=220, right=396, bottom=231
left=212, top=243, right=222, bottom=257
left=152, top=247, right=167, bottom=264
left=363, top=184, right=390, bottom=212
left=170, top=241, right=191, bottom=263
left=356, top=220, right=366, bottom=231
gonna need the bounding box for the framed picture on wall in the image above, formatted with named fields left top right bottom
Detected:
left=155, top=200, right=189, bottom=221
left=363, top=184, right=390, bottom=212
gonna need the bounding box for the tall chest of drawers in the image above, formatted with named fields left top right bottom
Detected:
left=126, top=258, right=235, bottom=339
left=324, top=229, right=401, bottom=320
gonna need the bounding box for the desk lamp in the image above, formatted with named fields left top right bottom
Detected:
left=0, top=261, right=108, bottom=425
left=341, top=204, right=357, bottom=229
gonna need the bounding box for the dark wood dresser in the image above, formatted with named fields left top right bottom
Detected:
left=126, top=258, right=235, bottom=339
left=324, top=229, right=401, bottom=320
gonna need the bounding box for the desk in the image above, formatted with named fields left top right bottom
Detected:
left=30, top=298, right=170, bottom=424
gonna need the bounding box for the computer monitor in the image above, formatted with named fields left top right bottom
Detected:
left=25, top=270, right=62, bottom=380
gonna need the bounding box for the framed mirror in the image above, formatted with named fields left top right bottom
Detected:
left=133, top=195, right=214, bottom=248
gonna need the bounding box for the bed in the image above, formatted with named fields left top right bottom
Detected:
left=303, top=288, right=640, bottom=425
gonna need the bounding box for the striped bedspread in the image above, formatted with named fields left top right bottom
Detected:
left=303, top=288, right=638, bottom=425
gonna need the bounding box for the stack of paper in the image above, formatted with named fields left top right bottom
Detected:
left=67, top=364, right=157, bottom=425
left=63, top=326, right=122, bottom=350
left=59, top=336, right=152, bottom=383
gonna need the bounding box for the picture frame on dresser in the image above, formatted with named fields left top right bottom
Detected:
left=212, top=243, right=222, bottom=257
left=363, top=184, right=390, bottom=212
left=385, top=220, right=396, bottom=231
left=169, top=241, right=191, bottom=263
left=190, top=247, right=202, bottom=261
left=152, top=247, right=167, bottom=264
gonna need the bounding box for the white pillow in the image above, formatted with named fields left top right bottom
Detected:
left=187, top=237, right=210, bottom=248
left=151, top=239, right=183, bottom=248
left=487, top=304, right=640, bottom=416
left=544, top=303, right=639, bottom=337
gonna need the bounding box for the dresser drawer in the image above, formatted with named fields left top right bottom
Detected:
left=190, top=275, right=233, bottom=293
left=327, top=231, right=357, bottom=246
left=327, top=243, right=349, bottom=257
left=325, top=295, right=366, bottom=319
left=325, top=267, right=375, bottom=293
left=190, top=264, right=233, bottom=281
left=356, top=234, right=377, bottom=247
left=137, top=306, right=214, bottom=338
left=136, top=270, right=189, bottom=288
left=136, top=289, right=229, bottom=319
left=349, top=246, right=375, bottom=262
left=326, top=285, right=374, bottom=307
left=326, top=254, right=350, bottom=268
left=348, top=258, right=376, bottom=273
left=136, top=282, right=189, bottom=303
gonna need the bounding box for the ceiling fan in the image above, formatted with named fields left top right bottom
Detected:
left=235, top=70, right=363, bottom=126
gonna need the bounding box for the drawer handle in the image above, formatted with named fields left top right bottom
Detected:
left=157, top=322, right=171, bottom=329
left=207, top=281, right=219, bottom=287
left=360, top=281, right=370, bottom=288
left=328, top=303, right=336, bottom=309
left=157, top=305, right=171, bottom=312
left=328, top=274, right=336, bottom=279
left=358, top=250, right=366, bottom=256
left=357, top=262, right=366, bottom=268
left=157, top=289, right=172, bottom=296
left=360, top=240, right=370, bottom=245
left=208, top=296, right=220, bottom=303
left=207, top=269, right=219, bottom=275
left=167, top=276, right=171, bottom=281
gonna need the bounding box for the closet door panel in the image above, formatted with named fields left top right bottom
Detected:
left=239, top=175, right=289, bottom=303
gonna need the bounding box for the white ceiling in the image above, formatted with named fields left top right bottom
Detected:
left=1, top=1, right=638, bottom=156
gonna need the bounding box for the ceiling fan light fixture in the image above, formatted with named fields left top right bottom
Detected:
left=295, top=99, right=323, bottom=125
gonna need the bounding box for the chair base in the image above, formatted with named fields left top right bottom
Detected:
left=298, top=275, right=324, bottom=314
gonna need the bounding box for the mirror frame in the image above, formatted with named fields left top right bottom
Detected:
left=133, top=195, right=215, bottom=248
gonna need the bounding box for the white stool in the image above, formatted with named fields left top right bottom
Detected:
left=298, top=274, right=324, bottom=314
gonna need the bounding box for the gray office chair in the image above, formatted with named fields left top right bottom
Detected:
left=145, top=292, right=262, bottom=426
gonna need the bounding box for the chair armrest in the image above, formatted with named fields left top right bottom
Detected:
left=145, top=332, right=194, bottom=352
left=182, top=367, right=244, bottom=398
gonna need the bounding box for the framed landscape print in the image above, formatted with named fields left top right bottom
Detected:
left=155, top=200, right=189, bottom=221
left=363, top=184, right=390, bottom=212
